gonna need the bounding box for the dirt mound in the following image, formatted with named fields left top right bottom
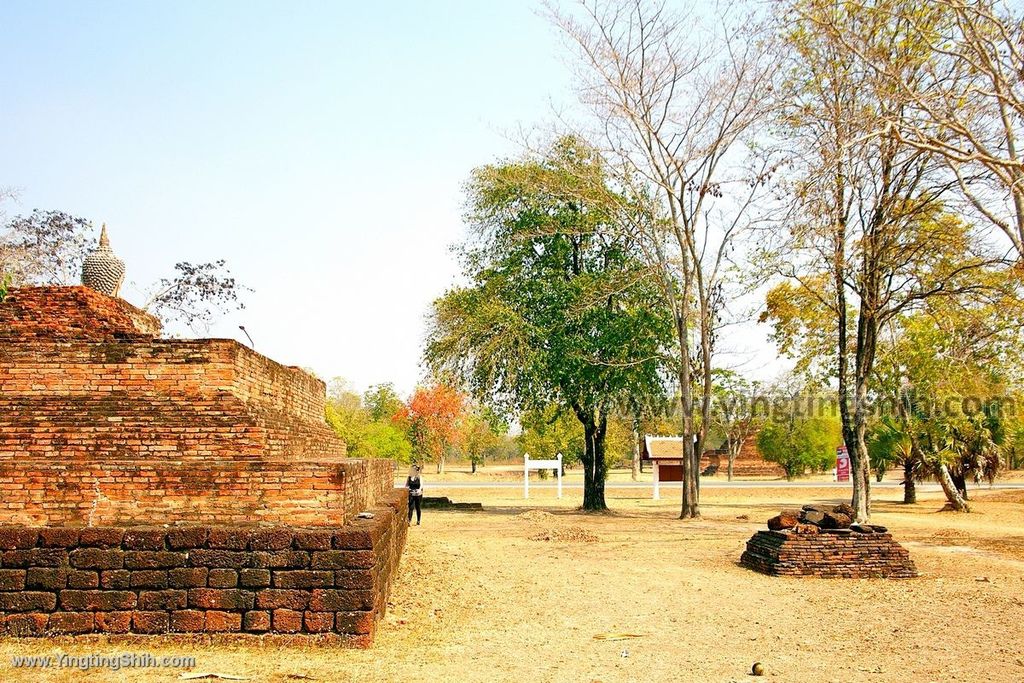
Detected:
left=530, top=526, right=598, bottom=543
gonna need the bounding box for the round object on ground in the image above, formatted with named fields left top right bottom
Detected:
left=752, top=662, right=765, bottom=676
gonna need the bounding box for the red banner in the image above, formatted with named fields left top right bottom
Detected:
left=836, top=446, right=850, bottom=482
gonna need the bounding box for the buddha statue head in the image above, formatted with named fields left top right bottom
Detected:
left=81, top=224, right=126, bottom=297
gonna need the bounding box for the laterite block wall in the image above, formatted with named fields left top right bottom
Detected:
left=0, top=490, right=408, bottom=646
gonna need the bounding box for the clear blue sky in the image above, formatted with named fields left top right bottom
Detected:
left=0, top=0, right=575, bottom=394
left=2, top=0, right=782, bottom=397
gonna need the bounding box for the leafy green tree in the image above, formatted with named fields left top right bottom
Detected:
left=549, top=0, right=777, bottom=519
left=0, top=272, right=11, bottom=303
left=326, top=377, right=414, bottom=463
left=757, top=408, right=842, bottom=481
left=519, top=404, right=585, bottom=473
left=360, top=421, right=414, bottom=464
left=461, top=404, right=507, bottom=473
left=425, top=137, right=673, bottom=510
left=763, top=0, right=1012, bottom=522
left=870, top=294, right=1022, bottom=510
left=363, top=383, right=404, bottom=422
left=325, top=378, right=370, bottom=454
left=867, top=416, right=916, bottom=492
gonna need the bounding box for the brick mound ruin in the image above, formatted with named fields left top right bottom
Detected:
left=0, top=286, right=407, bottom=643
left=740, top=504, right=918, bottom=578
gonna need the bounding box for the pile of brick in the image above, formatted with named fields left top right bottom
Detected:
left=0, top=489, right=407, bottom=646
left=740, top=503, right=918, bottom=578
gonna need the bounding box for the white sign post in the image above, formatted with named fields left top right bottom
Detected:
left=524, top=452, right=563, bottom=499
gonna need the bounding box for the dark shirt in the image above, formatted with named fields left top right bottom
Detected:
left=406, top=476, right=422, bottom=496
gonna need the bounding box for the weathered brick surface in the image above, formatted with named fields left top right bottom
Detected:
left=169, top=610, right=205, bottom=633
left=0, top=490, right=408, bottom=642
left=25, top=568, right=66, bottom=590
left=0, top=286, right=160, bottom=341
left=49, top=611, right=93, bottom=634
left=0, top=569, right=26, bottom=591
left=0, top=287, right=408, bottom=645
left=242, top=610, right=270, bottom=632
left=740, top=530, right=919, bottom=578
left=205, top=610, right=241, bottom=632
left=0, top=289, right=406, bottom=529
left=67, top=570, right=99, bottom=589
left=94, top=611, right=132, bottom=633
left=132, top=611, right=168, bottom=634
left=239, top=569, right=270, bottom=588
left=272, top=608, right=303, bottom=633
left=255, top=589, right=309, bottom=610
left=129, top=570, right=168, bottom=589
left=207, top=569, right=238, bottom=588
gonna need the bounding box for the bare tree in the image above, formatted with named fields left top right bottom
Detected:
left=711, top=370, right=763, bottom=482
left=763, top=0, right=1011, bottom=520
left=547, top=0, right=777, bottom=517
left=142, top=260, right=248, bottom=334
left=0, top=210, right=93, bottom=286
left=824, top=0, right=1024, bottom=258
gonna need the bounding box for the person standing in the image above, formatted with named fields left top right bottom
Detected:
left=406, top=464, right=423, bottom=525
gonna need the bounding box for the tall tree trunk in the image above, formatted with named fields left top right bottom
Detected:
left=937, top=463, right=970, bottom=512
left=727, top=440, right=738, bottom=482
left=574, top=404, right=608, bottom=511
left=677, top=330, right=700, bottom=519
left=902, top=458, right=917, bottom=504
left=951, top=471, right=969, bottom=501
left=631, top=418, right=641, bottom=482
left=678, top=364, right=699, bottom=519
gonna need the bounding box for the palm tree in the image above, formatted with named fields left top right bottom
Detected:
left=867, top=417, right=922, bottom=504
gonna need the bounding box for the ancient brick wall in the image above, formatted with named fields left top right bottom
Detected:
left=701, top=442, right=786, bottom=478
left=0, top=339, right=343, bottom=464
left=0, top=286, right=409, bottom=527
left=730, top=441, right=786, bottom=477
left=0, top=286, right=161, bottom=340
left=0, top=489, right=408, bottom=645
left=0, top=458, right=396, bottom=527
left=740, top=530, right=918, bottom=578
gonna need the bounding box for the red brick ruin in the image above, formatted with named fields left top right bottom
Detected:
left=0, top=286, right=407, bottom=644
left=740, top=504, right=917, bottom=578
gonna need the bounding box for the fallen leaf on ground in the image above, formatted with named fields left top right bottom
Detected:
left=593, top=633, right=645, bottom=641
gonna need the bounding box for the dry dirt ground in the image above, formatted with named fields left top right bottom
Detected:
left=1, top=485, right=1022, bottom=683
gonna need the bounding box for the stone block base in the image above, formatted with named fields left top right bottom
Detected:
left=0, top=490, right=408, bottom=646
left=740, top=529, right=918, bottom=578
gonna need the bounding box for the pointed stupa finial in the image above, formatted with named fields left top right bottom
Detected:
left=81, top=223, right=126, bottom=297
